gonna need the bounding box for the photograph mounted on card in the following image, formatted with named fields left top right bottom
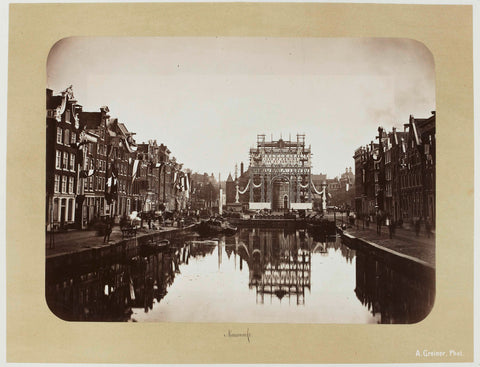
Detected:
left=6, top=2, right=474, bottom=364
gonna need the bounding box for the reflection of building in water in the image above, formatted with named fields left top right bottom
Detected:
left=46, top=244, right=187, bottom=321
left=305, top=231, right=355, bottom=263
left=238, top=229, right=311, bottom=305
left=354, top=250, right=435, bottom=324
left=46, top=261, right=133, bottom=321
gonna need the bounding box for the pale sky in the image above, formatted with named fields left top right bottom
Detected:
left=47, top=37, right=435, bottom=179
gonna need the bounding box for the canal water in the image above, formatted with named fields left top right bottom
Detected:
left=46, top=227, right=434, bottom=323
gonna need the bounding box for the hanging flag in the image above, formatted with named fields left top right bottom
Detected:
left=105, top=164, right=118, bottom=205
left=106, top=143, right=113, bottom=158
left=131, top=159, right=139, bottom=184
left=80, top=167, right=96, bottom=178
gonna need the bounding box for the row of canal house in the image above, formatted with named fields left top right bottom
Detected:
left=353, top=112, right=436, bottom=226
left=46, top=86, right=188, bottom=231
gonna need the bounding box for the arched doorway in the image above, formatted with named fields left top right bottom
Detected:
left=271, top=176, right=290, bottom=211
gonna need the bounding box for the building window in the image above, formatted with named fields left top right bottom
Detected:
left=63, top=152, right=69, bottom=170
left=71, top=132, right=76, bottom=145
left=70, top=154, right=75, bottom=171
left=64, top=129, right=70, bottom=145
left=56, top=127, right=62, bottom=144
left=65, top=109, right=71, bottom=123
left=55, top=150, right=62, bottom=169
left=68, top=177, right=74, bottom=194
left=89, top=177, right=93, bottom=190
left=62, top=176, right=67, bottom=193
left=54, top=174, right=60, bottom=193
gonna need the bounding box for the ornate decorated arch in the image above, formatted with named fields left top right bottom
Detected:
left=245, top=134, right=313, bottom=210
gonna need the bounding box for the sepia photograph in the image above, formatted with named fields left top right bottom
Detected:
left=5, top=1, right=475, bottom=364
left=46, top=37, right=435, bottom=324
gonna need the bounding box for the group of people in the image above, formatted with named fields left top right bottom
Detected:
left=348, top=211, right=433, bottom=239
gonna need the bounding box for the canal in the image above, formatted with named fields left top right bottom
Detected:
left=46, top=227, right=434, bottom=323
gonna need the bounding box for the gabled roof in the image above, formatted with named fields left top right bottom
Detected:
left=117, top=122, right=129, bottom=136
left=46, top=94, right=62, bottom=110
left=226, top=173, right=233, bottom=182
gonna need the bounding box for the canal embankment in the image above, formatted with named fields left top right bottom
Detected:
left=337, top=224, right=435, bottom=286
left=46, top=224, right=197, bottom=275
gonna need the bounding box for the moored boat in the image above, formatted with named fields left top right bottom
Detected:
left=196, top=218, right=238, bottom=237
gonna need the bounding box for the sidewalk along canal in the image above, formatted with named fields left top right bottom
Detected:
left=45, top=224, right=198, bottom=276
left=337, top=222, right=435, bottom=268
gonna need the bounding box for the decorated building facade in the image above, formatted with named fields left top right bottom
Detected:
left=353, top=112, right=436, bottom=226
left=46, top=85, right=192, bottom=231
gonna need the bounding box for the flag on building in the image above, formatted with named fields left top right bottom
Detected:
left=105, top=164, right=118, bottom=205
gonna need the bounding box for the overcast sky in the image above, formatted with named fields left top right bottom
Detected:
left=47, top=37, right=435, bottom=179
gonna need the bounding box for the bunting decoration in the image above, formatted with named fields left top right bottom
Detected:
left=237, top=180, right=250, bottom=195
left=298, top=181, right=309, bottom=189
left=252, top=180, right=262, bottom=189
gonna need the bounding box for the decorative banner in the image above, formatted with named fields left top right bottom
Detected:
left=79, top=167, right=96, bottom=178
left=131, top=159, right=139, bottom=184
left=185, top=174, right=190, bottom=199
left=105, top=164, right=118, bottom=205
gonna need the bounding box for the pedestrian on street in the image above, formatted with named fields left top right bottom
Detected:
left=415, top=217, right=421, bottom=237
left=376, top=212, right=382, bottom=235
left=104, top=218, right=112, bottom=243
left=425, top=217, right=432, bottom=238
left=365, top=215, right=370, bottom=228
left=386, top=215, right=393, bottom=239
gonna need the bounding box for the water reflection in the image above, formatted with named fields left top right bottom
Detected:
left=46, top=228, right=434, bottom=323
left=231, top=228, right=312, bottom=305
left=354, top=250, right=435, bottom=324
